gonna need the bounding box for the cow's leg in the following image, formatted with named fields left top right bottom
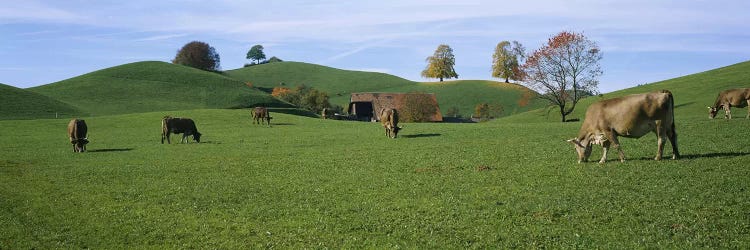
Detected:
left=598, top=140, right=612, bottom=164
left=610, top=134, right=625, bottom=162
left=667, top=124, right=679, bottom=159
left=655, top=123, right=666, bottom=161
left=725, top=104, right=732, bottom=119
left=746, top=100, right=750, bottom=119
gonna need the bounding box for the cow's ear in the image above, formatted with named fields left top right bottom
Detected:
left=707, top=106, right=712, bottom=110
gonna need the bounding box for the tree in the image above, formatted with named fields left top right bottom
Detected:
left=473, top=103, right=504, bottom=121
left=246, top=45, right=266, bottom=64
left=421, top=44, right=458, bottom=82
left=521, top=31, right=602, bottom=122
left=492, top=40, right=525, bottom=83
left=172, top=41, right=221, bottom=72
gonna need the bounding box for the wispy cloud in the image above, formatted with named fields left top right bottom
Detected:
left=133, top=33, right=190, bottom=42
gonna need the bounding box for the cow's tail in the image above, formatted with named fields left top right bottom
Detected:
left=662, top=89, right=679, bottom=158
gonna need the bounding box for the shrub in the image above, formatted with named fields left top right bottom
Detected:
left=401, top=92, right=438, bottom=122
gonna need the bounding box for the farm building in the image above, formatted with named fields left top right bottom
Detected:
left=348, top=92, right=443, bottom=122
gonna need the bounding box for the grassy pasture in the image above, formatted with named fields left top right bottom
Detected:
left=1, top=109, right=749, bottom=248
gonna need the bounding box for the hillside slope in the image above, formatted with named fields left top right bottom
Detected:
left=226, top=62, right=414, bottom=95
left=502, top=60, right=750, bottom=123
left=0, top=83, right=84, bottom=120
left=227, top=62, right=545, bottom=118
left=29, top=61, right=286, bottom=116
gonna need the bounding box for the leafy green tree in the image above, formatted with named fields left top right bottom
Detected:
left=246, top=45, right=266, bottom=64
left=172, top=41, right=221, bottom=72
left=421, top=44, right=458, bottom=82
left=492, top=40, right=525, bottom=83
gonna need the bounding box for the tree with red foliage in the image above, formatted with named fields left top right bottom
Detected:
left=521, top=31, right=602, bottom=122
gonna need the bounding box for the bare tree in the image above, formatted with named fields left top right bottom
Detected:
left=521, top=31, right=602, bottom=122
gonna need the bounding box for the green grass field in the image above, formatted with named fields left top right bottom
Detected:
left=1, top=108, right=749, bottom=248
left=2, top=60, right=750, bottom=247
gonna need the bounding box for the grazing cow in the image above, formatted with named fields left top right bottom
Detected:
left=67, top=119, right=88, bottom=152
left=379, top=108, right=402, bottom=138
left=252, top=107, right=271, bottom=126
left=708, top=88, right=750, bottom=119
left=567, top=90, right=679, bottom=163
left=161, top=116, right=201, bottom=144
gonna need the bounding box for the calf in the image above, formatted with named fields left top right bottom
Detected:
left=708, top=88, right=750, bottom=119
left=567, top=90, right=679, bottom=163
left=67, top=119, right=88, bottom=152
left=379, top=108, right=402, bottom=138
left=252, top=107, right=272, bottom=126
left=161, top=116, right=201, bottom=144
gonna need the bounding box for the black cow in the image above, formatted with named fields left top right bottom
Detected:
left=161, top=116, right=201, bottom=144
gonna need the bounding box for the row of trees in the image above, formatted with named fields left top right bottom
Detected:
left=422, top=31, right=602, bottom=122
left=173, top=30, right=601, bottom=122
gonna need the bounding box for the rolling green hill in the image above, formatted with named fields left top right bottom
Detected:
left=226, top=62, right=546, bottom=118
left=225, top=62, right=414, bottom=95
left=28, top=61, right=287, bottom=116
left=502, top=60, right=750, bottom=123
left=0, top=83, right=84, bottom=120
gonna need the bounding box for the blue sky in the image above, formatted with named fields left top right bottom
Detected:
left=1, top=0, right=749, bottom=92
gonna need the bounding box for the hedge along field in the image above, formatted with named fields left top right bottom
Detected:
left=1, top=109, right=749, bottom=248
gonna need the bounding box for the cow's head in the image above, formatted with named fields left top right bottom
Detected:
left=708, top=106, right=719, bottom=119
left=72, top=138, right=89, bottom=152
left=392, top=126, right=402, bottom=138
left=193, top=132, right=202, bottom=143
left=567, top=137, right=592, bottom=163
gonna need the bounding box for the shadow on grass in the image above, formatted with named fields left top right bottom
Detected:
left=402, top=133, right=442, bottom=138
left=88, top=148, right=133, bottom=153
left=630, top=151, right=750, bottom=161
left=674, top=101, right=696, bottom=109
left=681, top=152, right=750, bottom=159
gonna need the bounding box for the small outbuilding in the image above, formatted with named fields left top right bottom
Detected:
left=348, top=92, right=443, bottom=122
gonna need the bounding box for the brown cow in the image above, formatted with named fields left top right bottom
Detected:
left=708, top=88, right=750, bottom=119
left=252, top=107, right=271, bottom=126
left=567, top=90, right=679, bottom=163
left=161, top=116, right=201, bottom=144
left=67, top=119, right=88, bottom=152
left=379, top=108, right=402, bottom=138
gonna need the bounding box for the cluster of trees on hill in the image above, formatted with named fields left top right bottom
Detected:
left=172, top=42, right=283, bottom=72
left=423, top=30, right=602, bottom=122
left=244, top=45, right=283, bottom=67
